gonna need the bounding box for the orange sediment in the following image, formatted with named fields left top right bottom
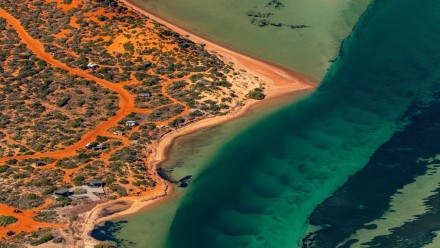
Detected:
left=0, top=199, right=65, bottom=238
left=80, top=1, right=316, bottom=245
left=0, top=129, right=36, bottom=153
left=0, top=7, right=190, bottom=164
left=0, top=0, right=315, bottom=243
left=0, top=5, right=193, bottom=239
left=0, top=7, right=133, bottom=162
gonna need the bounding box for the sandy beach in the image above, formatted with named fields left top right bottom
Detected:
left=78, top=1, right=316, bottom=247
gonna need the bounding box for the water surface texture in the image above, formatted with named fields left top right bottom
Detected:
left=91, top=92, right=310, bottom=248
left=134, top=0, right=370, bottom=79
left=306, top=91, right=440, bottom=248
left=167, top=0, right=440, bottom=247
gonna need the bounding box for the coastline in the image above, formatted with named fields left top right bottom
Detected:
left=123, top=0, right=318, bottom=90
left=78, top=1, right=316, bottom=247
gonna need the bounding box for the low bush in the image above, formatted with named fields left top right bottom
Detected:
left=246, top=88, right=266, bottom=100
left=0, top=215, right=18, bottom=226
left=30, top=233, right=53, bottom=246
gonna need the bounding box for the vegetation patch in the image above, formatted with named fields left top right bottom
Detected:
left=247, top=88, right=266, bottom=100
left=148, top=104, right=185, bottom=121
left=0, top=215, right=18, bottom=227
left=33, top=211, right=58, bottom=223
left=30, top=233, right=53, bottom=246
left=0, top=0, right=265, bottom=240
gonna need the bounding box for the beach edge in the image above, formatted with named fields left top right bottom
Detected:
left=76, top=1, right=316, bottom=247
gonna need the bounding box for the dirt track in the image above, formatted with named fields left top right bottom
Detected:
left=0, top=6, right=188, bottom=238
left=0, top=7, right=189, bottom=163
left=0, top=2, right=314, bottom=242
left=0, top=199, right=65, bottom=238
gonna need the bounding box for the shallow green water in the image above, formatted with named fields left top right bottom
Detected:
left=93, top=0, right=440, bottom=247
left=165, top=0, right=440, bottom=247
left=133, top=0, right=370, bottom=79
left=91, top=92, right=311, bottom=247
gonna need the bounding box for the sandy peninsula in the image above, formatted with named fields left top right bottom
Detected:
left=75, top=1, right=316, bottom=247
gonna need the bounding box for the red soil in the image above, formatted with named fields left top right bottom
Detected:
left=0, top=5, right=192, bottom=238
left=0, top=199, right=65, bottom=238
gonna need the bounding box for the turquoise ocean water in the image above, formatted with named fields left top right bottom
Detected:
left=91, top=0, right=369, bottom=246
left=93, top=0, right=440, bottom=247
left=166, top=0, right=440, bottom=247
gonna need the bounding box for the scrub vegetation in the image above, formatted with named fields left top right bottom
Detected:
left=0, top=0, right=265, bottom=245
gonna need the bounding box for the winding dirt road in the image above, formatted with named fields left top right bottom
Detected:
left=0, top=6, right=187, bottom=238
left=0, top=2, right=314, bottom=244
left=0, top=7, right=189, bottom=163
left=0, top=7, right=132, bottom=161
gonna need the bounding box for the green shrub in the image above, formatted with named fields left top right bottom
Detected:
left=119, top=179, right=129, bottom=184
left=97, top=15, right=107, bottom=22
left=169, top=117, right=185, bottom=128
left=129, top=132, right=139, bottom=140
left=212, top=80, right=232, bottom=88
left=0, top=165, right=9, bottom=173
left=56, top=96, right=71, bottom=107
left=33, top=211, right=58, bottom=223
left=30, top=233, right=53, bottom=246
left=6, top=159, right=17, bottom=165
left=27, top=193, right=37, bottom=200
left=96, top=136, right=109, bottom=143
left=73, top=176, right=85, bottom=186
left=123, top=41, right=135, bottom=53
left=246, top=88, right=266, bottom=100
left=0, top=215, right=18, bottom=226
left=56, top=196, right=72, bottom=207
left=42, top=186, right=57, bottom=195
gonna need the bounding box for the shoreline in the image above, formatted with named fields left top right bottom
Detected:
left=80, top=90, right=312, bottom=247
left=79, top=1, right=316, bottom=246
left=123, top=0, right=318, bottom=90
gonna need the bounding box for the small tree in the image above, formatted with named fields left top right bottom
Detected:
left=246, top=88, right=266, bottom=100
